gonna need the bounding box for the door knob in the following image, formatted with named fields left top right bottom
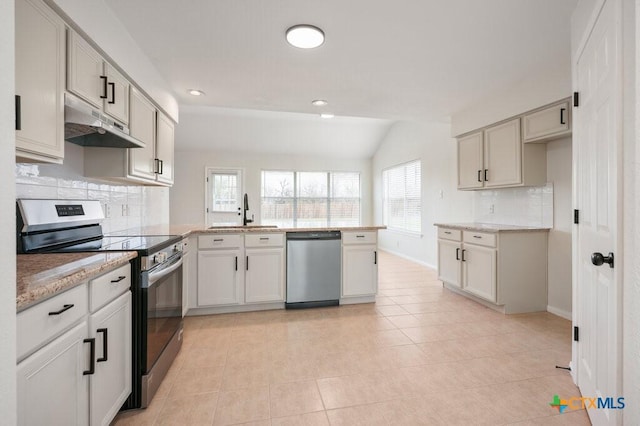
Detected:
left=591, top=252, right=614, bottom=268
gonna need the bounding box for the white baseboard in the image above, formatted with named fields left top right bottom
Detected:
left=379, top=248, right=436, bottom=270
left=547, top=305, right=572, bottom=320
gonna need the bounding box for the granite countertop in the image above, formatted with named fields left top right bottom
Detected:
left=17, top=251, right=137, bottom=312
left=111, top=224, right=386, bottom=238
left=434, top=222, right=551, bottom=233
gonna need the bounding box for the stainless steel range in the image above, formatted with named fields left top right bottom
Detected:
left=16, top=198, right=184, bottom=410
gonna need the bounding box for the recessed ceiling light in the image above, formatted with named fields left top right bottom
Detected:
left=188, top=89, right=205, bottom=96
left=320, top=113, right=334, bottom=119
left=286, top=25, right=325, bottom=49
left=311, top=99, right=328, bottom=106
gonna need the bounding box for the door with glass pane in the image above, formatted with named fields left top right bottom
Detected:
left=206, top=169, right=242, bottom=226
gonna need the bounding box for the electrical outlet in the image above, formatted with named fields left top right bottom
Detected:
left=489, top=204, right=495, bottom=214
left=439, top=190, right=444, bottom=199
left=103, top=203, right=110, bottom=218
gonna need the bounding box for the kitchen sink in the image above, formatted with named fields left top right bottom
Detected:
left=207, top=225, right=278, bottom=229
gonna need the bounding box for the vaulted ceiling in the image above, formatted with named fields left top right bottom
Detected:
left=104, top=0, right=577, bottom=156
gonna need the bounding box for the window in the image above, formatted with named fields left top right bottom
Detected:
left=382, top=160, right=421, bottom=233
left=205, top=168, right=242, bottom=226
left=261, top=171, right=360, bottom=227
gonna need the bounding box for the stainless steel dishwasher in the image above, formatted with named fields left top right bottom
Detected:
left=286, top=231, right=341, bottom=308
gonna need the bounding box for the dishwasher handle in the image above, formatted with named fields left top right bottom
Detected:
left=286, top=231, right=341, bottom=240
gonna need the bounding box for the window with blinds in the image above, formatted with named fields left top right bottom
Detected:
left=261, top=171, right=360, bottom=227
left=382, top=160, right=421, bottom=233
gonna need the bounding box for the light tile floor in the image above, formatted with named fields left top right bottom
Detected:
left=114, top=251, right=591, bottom=425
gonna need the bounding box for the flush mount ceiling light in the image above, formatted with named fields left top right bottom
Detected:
left=311, top=99, right=328, bottom=106
left=286, top=25, right=325, bottom=49
left=320, top=113, right=334, bottom=119
left=188, top=89, right=205, bottom=96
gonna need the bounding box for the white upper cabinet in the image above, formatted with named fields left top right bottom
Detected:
left=522, top=100, right=571, bottom=143
left=155, top=111, right=175, bottom=185
left=15, top=0, right=66, bottom=163
left=456, top=119, right=546, bottom=190
left=67, top=30, right=130, bottom=125
left=457, top=132, right=484, bottom=189
left=128, top=86, right=157, bottom=181
left=483, top=119, right=522, bottom=188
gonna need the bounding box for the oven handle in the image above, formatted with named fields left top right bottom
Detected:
left=146, top=255, right=183, bottom=288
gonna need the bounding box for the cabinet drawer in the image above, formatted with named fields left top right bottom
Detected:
left=198, top=234, right=242, bottom=249
left=245, top=233, right=284, bottom=248
left=438, top=228, right=462, bottom=241
left=17, top=283, right=89, bottom=361
left=463, top=231, right=496, bottom=247
left=342, top=231, right=377, bottom=245
left=90, top=263, right=131, bottom=312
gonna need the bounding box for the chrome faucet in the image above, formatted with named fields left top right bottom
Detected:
left=243, top=193, right=253, bottom=226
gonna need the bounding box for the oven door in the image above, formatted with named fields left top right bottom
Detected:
left=141, top=253, right=183, bottom=373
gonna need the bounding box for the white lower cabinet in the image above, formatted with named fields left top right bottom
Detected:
left=17, top=322, right=89, bottom=426
left=17, top=263, right=132, bottom=425
left=89, top=292, right=131, bottom=426
left=461, top=244, right=497, bottom=302
left=341, top=231, right=378, bottom=299
left=437, top=239, right=462, bottom=288
left=197, top=248, right=243, bottom=306
left=436, top=226, right=547, bottom=314
left=196, top=233, right=286, bottom=308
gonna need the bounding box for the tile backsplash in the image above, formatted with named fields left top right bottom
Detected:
left=473, top=183, right=553, bottom=227
left=15, top=144, right=169, bottom=234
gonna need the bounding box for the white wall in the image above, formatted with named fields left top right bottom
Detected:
left=48, top=0, right=179, bottom=122
left=372, top=121, right=474, bottom=268
left=170, top=150, right=374, bottom=227
left=451, top=60, right=572, bottom=137
left=546, top=138, right=573, bottom=318
left=622, top=0, right=638, bottom=421
left=0, top=0, right=17, bottom=420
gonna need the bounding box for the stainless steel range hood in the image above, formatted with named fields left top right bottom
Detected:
left=64, top=92, right=145, bottom=149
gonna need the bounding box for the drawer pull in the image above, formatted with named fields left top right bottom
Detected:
left=213, top=238, right=224, bottom=242
left=48, top=304, right=74, bottom=316
left=473, top=235, right=482, bottom=239
left=97, top=328, right=108, bottom=362
left=356, top=235, right=365, bottom=238
left=259, top=237, right=270, bottom=241
left=110, top=276, right=126, bottom=283
left=444, top=231, right=452, bottom=234
left=83, top=338, right=96, bottom=375
left=374, top=251, right=377, bottom=265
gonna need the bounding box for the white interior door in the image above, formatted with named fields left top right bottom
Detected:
left=574, top=0, right=622, bottom=424
left=206, top=168, right=243, bottom=226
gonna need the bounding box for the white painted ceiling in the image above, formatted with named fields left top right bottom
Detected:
left=104, top=0, right=577, bottom=156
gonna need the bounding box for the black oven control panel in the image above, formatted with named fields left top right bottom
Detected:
left=55, top=204, right=85, bottom=217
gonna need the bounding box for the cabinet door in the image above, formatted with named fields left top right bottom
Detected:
left=462, top=244, right=497, bottom=302
left=245, top=248, right=285, bottom=303
left=457, top=132, right=484, bottom=189
left=15, top=0, right=65, bottom=162
left=89, top=292, right=132, bottom=426
left=155, top=111, right=175, bottom=185
left=437, top=239, right=461, bottom=288
left=128, top=87, right=157, bottom=181
left=523, top=101, right=570, bottom=142
left=103, top=63, right=130, bottom=125
left=483, top=119, right=522, bottom=188
left=342, top=245, right=378, bottom=297
left=197, top=249, right=242, bottom=306
left=17, top=322, right=89, bottom=426
left=67, top=30, right=105, bottom=109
